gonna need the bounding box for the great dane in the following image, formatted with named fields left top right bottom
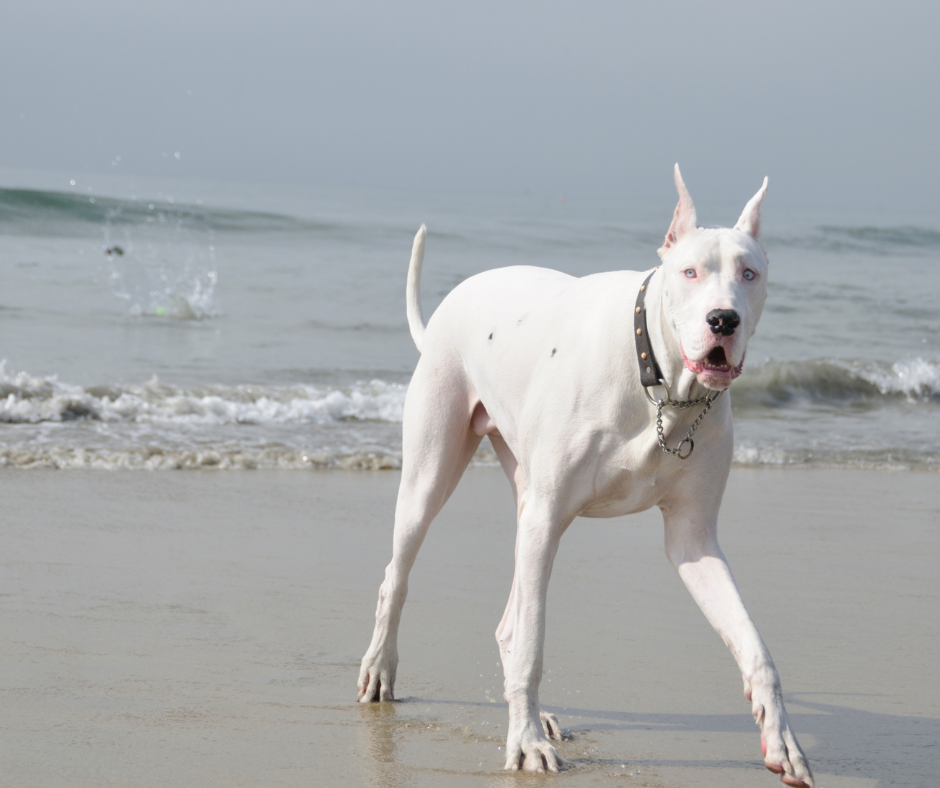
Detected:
left=358, top=166, right=814, bottom=787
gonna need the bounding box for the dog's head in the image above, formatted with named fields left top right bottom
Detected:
left=656, top=165, right=769, bottom=391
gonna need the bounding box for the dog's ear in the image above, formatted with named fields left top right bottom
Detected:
left=734, top=177, right=769, bottom=239
left=658, top=164, right=698, bottom=258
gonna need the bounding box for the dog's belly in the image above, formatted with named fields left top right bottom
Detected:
left=580, top=496, right=659, bottom=517
left=580, top=495, right=659, bottom=519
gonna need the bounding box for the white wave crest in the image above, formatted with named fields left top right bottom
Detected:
left=732, top=356, right=940, bottom=409
left=853, top=357, right=940, bottom=400
left=0, top=362, right=407, bottom=426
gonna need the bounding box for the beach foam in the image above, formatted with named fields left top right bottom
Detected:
left=0, top=362, right=407, bottom=426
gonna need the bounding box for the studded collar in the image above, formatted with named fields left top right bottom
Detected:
left=633, top=268, right=663, bottom=389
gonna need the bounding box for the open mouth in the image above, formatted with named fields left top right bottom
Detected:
left=681, top=345, right=746, bottom=381
left=706, top=346, right=729, bottom=369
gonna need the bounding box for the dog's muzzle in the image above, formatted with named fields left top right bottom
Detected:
left=706, top=309, right=740, bottom=336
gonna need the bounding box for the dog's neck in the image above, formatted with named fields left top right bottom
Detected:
left=644, top=267, right=709, bottom=402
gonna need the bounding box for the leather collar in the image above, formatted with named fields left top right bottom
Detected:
left=633, top=269, right=663, bottom=389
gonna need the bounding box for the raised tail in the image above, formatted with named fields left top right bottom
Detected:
left=406, top=224, right=427, bottom=352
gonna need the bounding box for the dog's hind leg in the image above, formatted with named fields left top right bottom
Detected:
left=358, top=359, right=481, bottom=703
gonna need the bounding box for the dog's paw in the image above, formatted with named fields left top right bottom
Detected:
left=753, top=691, right=814, bottom=788
left=540, top=709, right=562, bottom=740
left=505, top=715, right=563, bottom=773
left=357, top=649, right=397, bottom=703
left=760, top=732, right=814, bottom=787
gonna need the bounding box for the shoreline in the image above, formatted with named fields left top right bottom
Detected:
left=2, top=457, right=940, bottom=472
left=2, top=467, right=937, bottom=787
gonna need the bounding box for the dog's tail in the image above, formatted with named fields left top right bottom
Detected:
left=406, top=224, right=427, bottom=353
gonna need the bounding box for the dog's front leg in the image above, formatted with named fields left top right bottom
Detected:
left=662, top=504, right=814, bottom=788
left=498, top=500, right=569, bottom=773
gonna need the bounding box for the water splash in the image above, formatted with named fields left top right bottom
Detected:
left=103, top=201, right=221, bottom=319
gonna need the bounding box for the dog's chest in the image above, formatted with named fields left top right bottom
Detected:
left=579, top=454, right=686, bottom=518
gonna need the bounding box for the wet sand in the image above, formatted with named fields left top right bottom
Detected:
left=1, top=468, right=937, bottom=788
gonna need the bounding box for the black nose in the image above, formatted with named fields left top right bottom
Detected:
left=706, top=309, right=740, bottom=336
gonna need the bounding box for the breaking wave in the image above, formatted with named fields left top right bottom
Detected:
left=731, top=357, right=940, bottom=410
left=0, top=363, right=407, bottom=426
left=1, top=360, right=938, bottom=471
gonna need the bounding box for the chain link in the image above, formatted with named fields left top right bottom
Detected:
left=653, top=388, right=723, bottom=459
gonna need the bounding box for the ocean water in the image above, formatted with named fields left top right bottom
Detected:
left=1, top=170, right=938, bottom=471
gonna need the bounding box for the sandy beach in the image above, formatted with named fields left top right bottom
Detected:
left=1, top=467, right=936, bottom=788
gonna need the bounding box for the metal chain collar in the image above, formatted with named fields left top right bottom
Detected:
left=651, top=387, right=723, bottom=459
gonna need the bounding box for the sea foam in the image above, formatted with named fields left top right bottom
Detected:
left=0, top=362, right=407, bottom=426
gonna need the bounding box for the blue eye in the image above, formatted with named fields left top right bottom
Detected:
left=743, top=269, right=756, bottom=281
left=684, top=269, right=696, bottom=278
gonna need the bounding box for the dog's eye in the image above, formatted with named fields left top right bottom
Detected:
left=684, top=269, right=696, bottom=279
left=743, top=268, right=756, bottom=281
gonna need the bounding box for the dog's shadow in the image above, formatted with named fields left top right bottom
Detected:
left=540, top=693, right=935, bottom=785
left=375, top=693, right=934, bottom=785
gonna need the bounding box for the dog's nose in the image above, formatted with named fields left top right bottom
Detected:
left=706, top=309, right=740, bottom=336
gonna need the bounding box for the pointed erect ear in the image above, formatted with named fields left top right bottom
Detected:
left=734, top=177, right=769, bottom=239
left=658, top=164, right=698, bottom=258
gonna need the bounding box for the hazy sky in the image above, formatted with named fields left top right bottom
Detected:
left=2, top=1, right=939, bottom=211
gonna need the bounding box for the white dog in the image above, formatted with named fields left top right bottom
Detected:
left=358, top=166, right=814, bottom=787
